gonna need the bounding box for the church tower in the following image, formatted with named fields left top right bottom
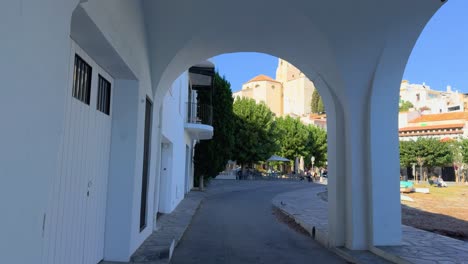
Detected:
left=275, top=58, right=303, bottom=82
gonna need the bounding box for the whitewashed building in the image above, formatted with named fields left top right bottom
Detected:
left=159, top=64, right=214, bottom=213
left=400, top=80, right=467, bottom=114
left=0, top=0, right=446, bottom=263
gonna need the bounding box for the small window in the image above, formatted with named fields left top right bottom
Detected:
left=97, top=75, right=111, bottom=115
left=72, top=54, right=92, bottom=104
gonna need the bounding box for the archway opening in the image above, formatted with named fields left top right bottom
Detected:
left=399, top=0, right=468, bottom=242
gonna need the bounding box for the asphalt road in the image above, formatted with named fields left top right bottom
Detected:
left=170, top=182, right=346, bottom=264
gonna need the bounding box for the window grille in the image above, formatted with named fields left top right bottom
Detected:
left=72, top=55, right=92, bottom=104
left=97, top=75, right=111, bottom=115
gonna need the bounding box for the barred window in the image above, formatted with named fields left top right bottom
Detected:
left=72, top=55, right=92, bottom=104
left=97, top=75, right=111, bottom=115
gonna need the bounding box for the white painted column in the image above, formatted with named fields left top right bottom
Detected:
left=329, top=80, right=402, bottom=250
left=368, top=56, right=407, bottom=247
left=104, top=80, right=140, bottom=261
left=342, top=99, right=372, bottom=250
left=368, top=87, right=402, bottom=246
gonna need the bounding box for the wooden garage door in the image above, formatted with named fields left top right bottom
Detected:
left=42, top=41, right=113, bottom=264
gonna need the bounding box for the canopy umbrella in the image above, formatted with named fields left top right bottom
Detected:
left=266, top=155, right=290, bottom=162
left=266, top=155, right=290, bottom=176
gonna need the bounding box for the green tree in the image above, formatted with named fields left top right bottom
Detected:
left=460, top=139, right=468, bottom=164
left=274, top=116, right=309, bottom=160
left=399, top=140, right=417, bottom=167
left=232, top=97, right=278, bottom=167
left=311, top=89, right=319, bottom=113
left=317, top=96, right=324, bottom=113
left=399, top=138, right=453, bottom=177
left=311, top=89, right=325, bottom=114
left=305, top=125, right=327, bottom=167
left=458, top=139, right=468, bottom=182
left=399, top=100, right=414, bottom=112
left=193, top=73, right=235, bottom=182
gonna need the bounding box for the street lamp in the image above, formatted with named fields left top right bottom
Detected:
left=311, top=156, right=315, bottom=172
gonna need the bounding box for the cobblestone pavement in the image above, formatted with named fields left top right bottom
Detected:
left=273, top=186, right=468, bottom=264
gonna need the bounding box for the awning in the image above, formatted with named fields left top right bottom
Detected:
left=266, top=155, right=290, bottom=162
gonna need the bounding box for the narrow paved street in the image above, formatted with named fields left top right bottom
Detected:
left=171, top=182, right=346, bottom=264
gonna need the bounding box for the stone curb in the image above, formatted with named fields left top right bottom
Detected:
left=271, top=188, right=393, bottom=264
left=271, top=187, right=468, bottom=264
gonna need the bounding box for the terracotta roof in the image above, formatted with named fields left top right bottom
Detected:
left=440, top=137, right=454, bottom=142
left=309, top=113, right=327, bottom=119
left=245, top=74, right=281, bottom=84
left=399, top=123, right=464, bottom=132
left=409, top=112, right=468, bottom=123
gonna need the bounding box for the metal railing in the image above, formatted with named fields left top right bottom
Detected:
left=186, top=102, right=213, bottom=126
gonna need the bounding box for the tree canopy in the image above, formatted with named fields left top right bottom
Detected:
left=274, top=116, right=309, bottom=160
left=232, top=97, right=278, bottom=166
left=399, top=100, right=414, bottom=112
left=193, top=73, right=235, bottom=180
left=311, top=89, right=325, bottom=114
left=399, top=138, right=453, bottom=168
left=305, top=125, right=327, bottom=167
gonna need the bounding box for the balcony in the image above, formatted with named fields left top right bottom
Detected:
left=184, top=102, right=213, bottom=140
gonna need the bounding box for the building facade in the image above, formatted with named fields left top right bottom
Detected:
left=233, top=59, right=316, bottom=117
left=399, top=112, right=468, bottom=141
left=400, top=80, right=467, bottom=114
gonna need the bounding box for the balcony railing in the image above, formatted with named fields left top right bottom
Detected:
left=186, top=102, right=213, bottom=126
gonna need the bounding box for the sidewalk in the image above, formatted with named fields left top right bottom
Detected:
left=272, top=186, right=468, bottom=264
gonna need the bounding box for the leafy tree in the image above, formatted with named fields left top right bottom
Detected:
left=305, top=125, right=327, bottom=167
left=399, top=138, right=453, bottom=175
left=274, top=116, right=309, bottom=160
left=458, top=139, right=468, bottom=182
left=416, top=138, right=453, bottom=169
left=317, top=96, right=325, bottom=113
left=460, top=139, right=468, bottom=164
left=399, top=100, right=414, bottom=112
left=311, top=89, right=324, bottom=114
left=232, top=97, right=278, bottom=167
left=399, top=140, right=417, bottom=167
left=193, top=73, right=235, bottom=182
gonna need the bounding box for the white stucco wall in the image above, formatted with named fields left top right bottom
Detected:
left=0, top=1, right=160, bottom=262
left=74, top=1, right=160, bottom=260
left=0, top=0, right=445, bottom=262
left=159, top=72, right=195, bottom=213
left=0, top=1, right=80, bottom=263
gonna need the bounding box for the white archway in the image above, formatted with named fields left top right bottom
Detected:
left=0, top=0, right=446, bottom=263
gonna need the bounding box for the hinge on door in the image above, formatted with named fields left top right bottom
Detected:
left=42, top=213, right=46, bottom=237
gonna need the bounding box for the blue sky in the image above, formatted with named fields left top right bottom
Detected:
left=212, top=0, right=468, bottom=93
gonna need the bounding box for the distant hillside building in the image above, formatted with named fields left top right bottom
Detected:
left=399, top=80, right=468, bottom=114
left=233, top=59, right=316, bottom=117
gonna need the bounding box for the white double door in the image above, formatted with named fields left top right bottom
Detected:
left=42, top=41, right=113, bottom=264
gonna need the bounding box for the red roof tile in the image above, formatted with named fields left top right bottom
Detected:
left=409, top=112, right=468, bottom=123
left=245, top=74, right=281, bottom=84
